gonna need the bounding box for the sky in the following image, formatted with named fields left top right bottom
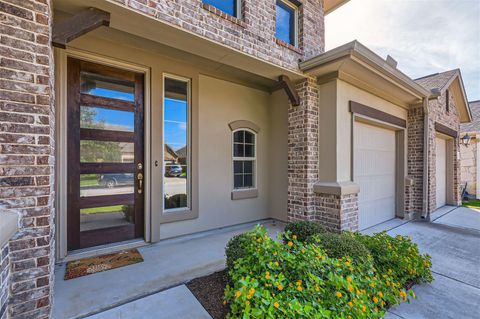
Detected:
left=325, top=0, right=480, bottom=101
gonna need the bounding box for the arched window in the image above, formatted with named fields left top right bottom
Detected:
left=233, top=129, right=256, bottom=189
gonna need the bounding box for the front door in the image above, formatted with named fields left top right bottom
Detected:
left=67, top=58, right=145, bottom=250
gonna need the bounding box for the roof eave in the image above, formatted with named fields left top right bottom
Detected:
left=324, top=0, right=350, bottom=15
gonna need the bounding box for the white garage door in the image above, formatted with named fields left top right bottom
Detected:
left=354, top=122, right=396, bottom=230
left=436, top=137, right=447, bottom=208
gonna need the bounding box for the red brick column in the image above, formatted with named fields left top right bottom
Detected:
left=287, top=76, right=319, bottom=221
left=0, top=0, right=55, bottom=318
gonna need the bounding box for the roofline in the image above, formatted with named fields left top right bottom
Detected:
left=299, top=40, right=432, bottom=98
left=324, top=0, right=350, bottom=15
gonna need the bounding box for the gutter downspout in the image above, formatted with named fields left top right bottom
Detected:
left=421, top=96, right=430, bottom=220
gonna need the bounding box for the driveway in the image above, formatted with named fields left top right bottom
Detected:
left=383, top=207, right=480, bottom=319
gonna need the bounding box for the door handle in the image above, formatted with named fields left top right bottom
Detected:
left=137, top=172, right=143, bottom=194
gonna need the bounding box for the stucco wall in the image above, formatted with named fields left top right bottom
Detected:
left=460, top=139, right=477, bottom=196
left=318, top=79, right=408, bottom=183
left=160, top=75, right=274, bottom=238
left=59, top=33, right=290, bottom=243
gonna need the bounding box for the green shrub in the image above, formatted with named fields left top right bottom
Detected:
left=284, top=221, right=326, bottom=243
left=225, top=232, right=251, bottom=274
left=225, top=226, right=410, bottom=319
left=354, top=232, right=433, bottom=286
left=310, top=232, right=371, bottom=262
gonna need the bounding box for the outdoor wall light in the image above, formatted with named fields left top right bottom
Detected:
left=461, top=133, right=472, bottom=147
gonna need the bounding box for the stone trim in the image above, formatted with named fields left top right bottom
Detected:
left=231, top=188, right=258, bottom=200
left=275, top=38, right=303, bottom=54
left=435, top=122, right=458, bottom=138
left=201, top=3, right=247, bottom=28
left=313, top=181, right=360, bottom=196
left=228, top=120, right=260, bottom=133
left=350, top=101, right=406, bottom=128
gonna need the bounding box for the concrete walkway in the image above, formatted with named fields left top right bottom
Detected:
left=383, top=207, right=480, bottom=319
left=52, top=220, right=284, bottom=319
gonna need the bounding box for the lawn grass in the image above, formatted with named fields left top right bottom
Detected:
left=462, top=199, right=480, bottom=209
left=81, top=205, right=124, bottom=215
left=80, top=174, right=99, bottom=187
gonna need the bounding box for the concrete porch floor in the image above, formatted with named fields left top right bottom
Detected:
left=52, top=220, right=285, bottom=319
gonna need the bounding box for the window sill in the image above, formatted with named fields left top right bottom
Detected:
left=231, top=188, right=258, bottom=200
left=275, top=38, right=303, bottom=54
left=202, top=3, right=246, bottom=28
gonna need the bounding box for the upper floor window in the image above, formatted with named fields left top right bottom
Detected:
left=233, top=129, right=256, bottom=189
left=276, top=0, right=298, bottom=46
left=203, top=0, right=241, bottom=18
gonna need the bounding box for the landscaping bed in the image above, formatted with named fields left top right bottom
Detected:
left=188, top=221, right=433, bottom=319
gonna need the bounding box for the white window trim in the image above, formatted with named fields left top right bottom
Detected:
left=162, top=74, right=192, bottom=213
left=232, top=128, right=257, bottom=191
left=276, top=0, right=299, bottom=47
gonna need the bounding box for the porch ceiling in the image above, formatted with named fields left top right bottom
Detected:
left=53, top=0, right=305, bottom=86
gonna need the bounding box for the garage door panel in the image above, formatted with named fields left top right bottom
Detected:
left=354, top=122, right=396, bottom=230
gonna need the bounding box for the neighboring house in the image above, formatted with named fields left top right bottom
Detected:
left=0, top=0, right=472, bottom=318
left=460, top=100, right=480, bottom=198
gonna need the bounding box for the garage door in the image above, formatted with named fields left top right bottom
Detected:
left=354, top=122, right=396, bottom=230
left=436, top=137, right=447, bottom=208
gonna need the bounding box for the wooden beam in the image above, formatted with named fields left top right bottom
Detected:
left=435, top=122, right=458, bottom=138
left=277, top=75, right=300, bottom=106
left=52, top=8, right=110, bottom=49
left=350, top=101, right=407, bottom=128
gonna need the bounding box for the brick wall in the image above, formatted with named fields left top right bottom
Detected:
left=287, top=76, right=319, bottom=221
left=0, top=0, right=55, bottom=318
left=428, top=91, right=461, bottom=212
left=406, top=106, right=425, bottom=215
left=314, top=193, right=359, bottom=232
left=0, top=243, right=9, bottom=319
left=460, top=140, right=476, bottom=197
left=110, top=0, right=325, bottom=71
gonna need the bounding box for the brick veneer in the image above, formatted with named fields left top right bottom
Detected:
left=287, top=76, right=319, bottom=221
left=1, top=243, right=9, bottom=319
left=427, top=91, right=461, bottom=211
left=460, top=140, right=477, bottom=196
left=109, top=0, right=325, bottom=71
left=314, top=193, right=359, bottom=232
left=406, top=106, right=425, bottom=215
left=0, top=0, right=55, bottom=318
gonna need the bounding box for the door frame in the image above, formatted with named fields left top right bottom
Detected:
left=55, top=48, right=152, bottom=260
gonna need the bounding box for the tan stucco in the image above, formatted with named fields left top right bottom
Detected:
left=318, top=79, right=407, bottom=184
left=56, top=30, right=290, bottom=251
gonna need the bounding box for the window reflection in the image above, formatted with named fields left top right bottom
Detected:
left=164, top=77, right=190, bottom=210
left=80, top=106, right=134, bottom=132
left=81, top=72, right=135, bottom=101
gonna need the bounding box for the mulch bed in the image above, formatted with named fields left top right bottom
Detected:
left=187, top=270, right=229, bottom=319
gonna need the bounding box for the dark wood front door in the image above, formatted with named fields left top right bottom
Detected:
left=67, top=58, right=144, bottom=250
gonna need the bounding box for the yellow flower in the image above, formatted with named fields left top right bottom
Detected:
left=275, top=262, right=279, bottom=267
left=296, top=280, right=302, bottom=286
left=370, top=282, right=376, bottom=288
left=378, top=291, right=383, bottom=298
left=287, top=241, right=293, bottom=247
left=362, top=305, right=367, bottom=313
left=235, top=291, right=242, bottom=298
left=348, top=285, right=354, bottom=292
left=345, top=261, right=351, bottom=267
left=277, top=284, right=284, bottom=291
left=335, top=291, right=342, bottom=298
left=274, top=302, right=280, bottom=309
left=347, top=276, right=352, bottom=283
left=249, top=288, right=255, bottom=295
left=373, top=296, right=378, bottom=303
left=292, top=235, right=297, bottom=240
left=301, top=248, right=306, bottom=253
left=348, top=301, right=353, bottom=307
left=297, top=286, right=303, bottom=292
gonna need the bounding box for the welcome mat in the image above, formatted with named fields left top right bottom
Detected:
left=64, top=249, right=144, bottom=280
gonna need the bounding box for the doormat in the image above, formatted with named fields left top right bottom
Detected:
left=64, top=249, right=144, bottom=280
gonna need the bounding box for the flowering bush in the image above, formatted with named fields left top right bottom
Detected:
left=353, top=232, right=433, bottom=286
left=284, top=221, right=326, bottom=243
left=224, top=226, right=415, bottom=318
left=309, top=232, right=371, bottom=263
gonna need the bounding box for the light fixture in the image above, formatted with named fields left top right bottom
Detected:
left=461, top=133, right=471, bottom=147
